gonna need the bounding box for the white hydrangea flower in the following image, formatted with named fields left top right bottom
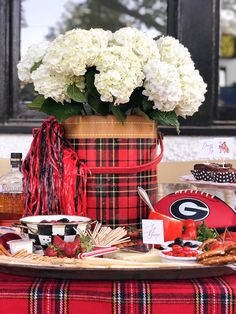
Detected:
left=95, top=46, right=144, bottom=104
left=17, top=41, right=50, bottom=83
left=156, top=36, right=193, bottom=68
left=73, top=76, right=85, bottom=92
left=155, top=36, right=207, bottom=116
left=143, top=59, right=182, bottom=111
left=17, top=27, right=207, bottom=124
left=112, top=27, right=160, bottom=65
left=43, top=28, right=112, bottom=76
left=175, top=65, right=207, bottom=117
left=31, top=64, right=84, bottom=103
left=86, top=28, right=113, bottom=66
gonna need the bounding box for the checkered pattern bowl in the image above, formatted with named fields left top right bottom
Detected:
left=19, top=215, right=92, bottom=248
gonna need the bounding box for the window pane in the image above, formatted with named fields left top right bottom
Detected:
left=218, top=0, right=236, bottom=120
left=19, top=0, right=167, bottom=118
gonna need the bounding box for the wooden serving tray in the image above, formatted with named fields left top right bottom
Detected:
left=0, top=253, right=235, bottom=280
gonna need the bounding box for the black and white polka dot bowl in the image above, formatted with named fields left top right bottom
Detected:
left=213, top=171, right=236, bottom=183
left=19, top=215, right=92, bottom=248
left=191, top=170, right=214, bottom=181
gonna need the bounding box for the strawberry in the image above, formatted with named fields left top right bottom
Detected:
left=44, top=246, right=58, bottom=257
left=64, top=241, right=80, bottom=258
left=53, top=235, right=66, bottom=251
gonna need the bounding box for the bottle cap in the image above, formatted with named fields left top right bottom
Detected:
left=10, top=153, right=22, bottom=159
left=10, top=153, right=22, bottom=168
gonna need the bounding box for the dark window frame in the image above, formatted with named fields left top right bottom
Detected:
left=0, top=0, right=233, bottom=135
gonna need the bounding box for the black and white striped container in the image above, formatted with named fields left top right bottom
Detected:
left=20, top=215, right=92, bottom=248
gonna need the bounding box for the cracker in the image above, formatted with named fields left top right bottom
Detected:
left=0, top=244, right=10, bottom=256
left=12, top=249, right=28, bottom=257
left=199, top=255, right=236, bottom=265
left=197, top=249, right=225, bottom=261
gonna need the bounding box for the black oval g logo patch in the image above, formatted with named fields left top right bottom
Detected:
left=170, top=198, right=210, bottom=221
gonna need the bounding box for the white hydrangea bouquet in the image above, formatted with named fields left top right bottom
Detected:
left=17, top=27, right=207, bottom=131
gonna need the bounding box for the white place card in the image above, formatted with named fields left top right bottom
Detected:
left=198, top=139, right=214, bottom=159
left=142, top=219, right=164, bottom=244
left=198, top=138, right=234, bottom=160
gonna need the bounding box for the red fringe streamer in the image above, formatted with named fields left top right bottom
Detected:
left=22, top=117, right=91, bottom=217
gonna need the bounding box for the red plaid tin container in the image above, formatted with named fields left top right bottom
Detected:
left=63, top=116, right=163, bottom=228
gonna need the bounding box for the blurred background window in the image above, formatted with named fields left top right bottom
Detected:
left=218, top=0, right=236, bottom=120
left=2, top=0, right=236, bottom=135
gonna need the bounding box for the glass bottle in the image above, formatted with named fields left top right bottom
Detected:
left=0, top=153, right=24, bottom=220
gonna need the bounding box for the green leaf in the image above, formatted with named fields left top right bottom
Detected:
left=67, top=84, right=87, bottom=103
left=40, top=98, right=83, bottom=123
left=196, top=222, right=218, bottom=242
left=27, top=95, right=45, bottom=110
left=132, top=107, right=149, bottom=118
left=85, top=68, right=109, bottom=115
left=111, top=106, right=126, bottom=122
left=85, top=68, right=99, bottom=98
left=86, top=93, right=110, bottom=115
left=115, top=102, right=132, bottom=114
left=147, top=109, right=180, bottom=134
left=141, top=96, right=153, bottom=112
left=129, top=88, right=143, bottom=109
left=30, top=60, right=42, bottom=73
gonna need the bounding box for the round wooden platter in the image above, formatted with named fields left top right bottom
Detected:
left=0, top=253, right=235, bottom=280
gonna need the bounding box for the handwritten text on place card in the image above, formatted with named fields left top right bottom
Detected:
left=198, top=138, right=234, bottom=160
left=198, top=139, right=214, bottom=159
left=142, top=219, right=164, bottom=244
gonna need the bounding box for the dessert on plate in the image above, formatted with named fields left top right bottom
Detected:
left=191, top=163, right=236, bottom=183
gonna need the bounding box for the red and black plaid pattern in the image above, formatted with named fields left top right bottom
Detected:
left=0, top=273, right=235, bottom=314
left=69, top=138, right=159, bottom=228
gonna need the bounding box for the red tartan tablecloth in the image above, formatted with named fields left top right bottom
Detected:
left=0, top=273, right=235, bottom=314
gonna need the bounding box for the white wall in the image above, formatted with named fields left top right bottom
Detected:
left=1, top=134, right=236, bottom=162
left=0, top=135, right=33, bottom=159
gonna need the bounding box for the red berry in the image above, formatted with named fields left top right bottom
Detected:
left=44, top=247, right=58, bottom=257
left=64, top=241, right=80, bottom=258
left=163, top=251, right=173, bottom=256
left=53, top=236, right=66, bottom=251
left=172, top=244, right=183, bottom=253
left=191, top=250, right=198, bottom=256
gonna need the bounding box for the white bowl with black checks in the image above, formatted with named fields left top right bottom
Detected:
left=20, top=215, right=92, bottom=248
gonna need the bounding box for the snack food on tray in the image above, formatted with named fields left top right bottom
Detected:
left=161, top=245, right=199, bottom=258
left=164, top=238, right=201, bottom=249
left=197, top=245, right=236, bottom=265
left=85, top=222, right=130, bottom=247
left=44, top=235, right=93, bottom=258
left=191, top=163, right=236, bottom=183
left=0, top=244, right=11, bottom=256
left=197, top=237, right=236, bottom=265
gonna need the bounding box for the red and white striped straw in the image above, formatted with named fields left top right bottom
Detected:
left=78, top=246, right=119, bottom=259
